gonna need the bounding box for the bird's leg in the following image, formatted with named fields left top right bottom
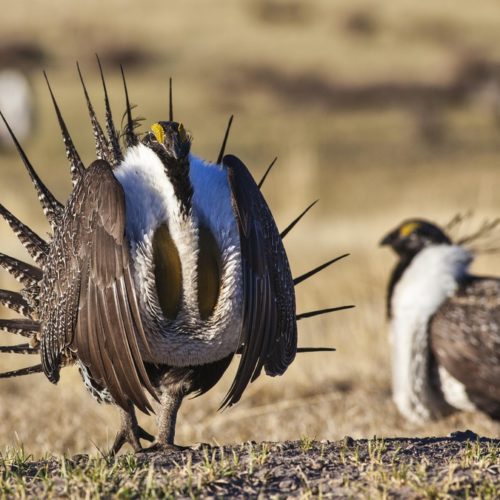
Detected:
left=143, top=387, right=185, bottom=452
left=110, top=402, right=154, bottom=455
left=158, top=388, right=184, bottom=445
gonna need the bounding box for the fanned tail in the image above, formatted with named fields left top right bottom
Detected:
left=0, top=290, right=33, bottom=318
left=43, top=71, right=85, bottom=186
left=0, top=344, right=39, bottom=354
left=0, top=112, right=63, bottom=229
left=258, top=157, right=277, bottom=189
left=0, top=253, right=43, bottom=286
left=0, top=204, right=49, bottom=265
left=96, top=55, right=123, bottom=166
left=0, top=364, right=43, bottom=378
left=120, top=65, right=139, bottom=148
left=0, top=319, right=40, bottom=337
left=217, top=115, right=233, bottom=164
left=281, top=200, right=319, bottom=240
left=76, top=63, right=112, bottom=164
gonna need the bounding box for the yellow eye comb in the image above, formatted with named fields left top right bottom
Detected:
left=400, top=222, right=420, bottom=237
left=151, top=123, right=165, bottom=143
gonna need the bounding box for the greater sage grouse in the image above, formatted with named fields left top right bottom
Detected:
left=381, top=219, right=500, bottom=424
left=0, top=61, right=349, bottom=453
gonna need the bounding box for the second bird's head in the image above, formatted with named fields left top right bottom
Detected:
left=142, top=121, right=192, bottom=162
left=380, top=219, right=452, bottom=258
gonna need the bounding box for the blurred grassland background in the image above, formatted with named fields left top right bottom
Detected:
left=0, top=0, right=499, bottom=456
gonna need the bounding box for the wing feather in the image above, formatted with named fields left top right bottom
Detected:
left=221, top=154, right=297, bottom=408
left=430, top=277, right=500, bottom=416
left=41, top=160, right=157, bottom=413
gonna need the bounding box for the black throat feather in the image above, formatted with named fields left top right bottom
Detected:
left=151, top=144, right=193, bottom=216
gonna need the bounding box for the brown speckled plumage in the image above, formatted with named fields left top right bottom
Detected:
left=0, top=66, right=342, bottom=453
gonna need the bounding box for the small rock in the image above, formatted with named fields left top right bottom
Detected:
left=449, top=430, right=479, bottom=441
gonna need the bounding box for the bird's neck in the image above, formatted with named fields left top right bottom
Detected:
left=386, top=253, right=415, bottom=319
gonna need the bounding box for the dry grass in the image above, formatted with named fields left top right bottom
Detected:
left=0, top=0, right=498, bottom=465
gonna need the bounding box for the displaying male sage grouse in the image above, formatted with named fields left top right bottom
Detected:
left=0, top=60, right=349, bottom=453
left=381, top=219, right=500, bottom=424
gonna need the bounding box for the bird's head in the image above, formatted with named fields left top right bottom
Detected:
left=142, top=121, right=192, bottom=161
left=142, top=120, right=193, bottom=214
left=380, top=219, right=452, bottom=258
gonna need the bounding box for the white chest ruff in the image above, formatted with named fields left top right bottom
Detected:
left=114, top=146, right=243, bottom=366
left=390, top=245, right=472, bottom=422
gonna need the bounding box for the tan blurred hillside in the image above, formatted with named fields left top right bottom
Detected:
left=0, top=0, right=498, bottom=456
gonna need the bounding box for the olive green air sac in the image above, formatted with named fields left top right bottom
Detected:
left=153, top=224, right=183, bottom=319
left=197, top=226, right=222, bottom=320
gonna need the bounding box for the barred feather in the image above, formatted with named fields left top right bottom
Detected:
left=76, top=63, right=112, bottom=163
left=0, top=289, right=32, bottom=318
left=96, top=55, right=123, bottom=166
left=0, top=344, right=38, bottom=354
left=0, top=364, right=43, bottom=378
left=0, top=253, right=43, bottom=286
left=44, top=71, right=85, bottom=186
left=0, top=318, right=40, bottom=337
left=120, top=65, right=139, bottom=148
left=0, top=204, right=49, bottom=265
left=0, top=112, right=63, bottom=228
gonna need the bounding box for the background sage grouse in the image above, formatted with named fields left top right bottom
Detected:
left=381, top=218, right=500, bottom=424
left=0, top=60, right=349, bottom=453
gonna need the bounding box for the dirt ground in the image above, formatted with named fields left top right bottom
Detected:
left=1, top=431, right=498, bottom=498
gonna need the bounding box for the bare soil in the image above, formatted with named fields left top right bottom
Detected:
left=3, top=431, right=498, bottom=498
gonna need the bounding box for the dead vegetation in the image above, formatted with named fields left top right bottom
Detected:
left=0, top=0, right=499, bottom=496
left=0, top=434, right=497, bottom=498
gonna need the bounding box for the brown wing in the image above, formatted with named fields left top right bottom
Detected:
left=40, top=160, right=157, bottom=414
left=430, top=277, right=500, bottom=417
left=221, top=154, right=297, bottom=408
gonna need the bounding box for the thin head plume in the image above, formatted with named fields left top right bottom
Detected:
left=258, top=157, right=277, bottom=189
left=43, top=71, right=85, bottom=185
left=120, top=65, right=139, bottom=148
left=281, top=200, right=319, bottom=240
left=76, top=62, right=111, bottom=163
left=0, top=111, right=63, bottom=228
left=296, top=304, right=355, bottom=321
left=294, top=253, right=349, bottom=286
left=96, top=55, right=123, bottom=165
left=217, top=115, right=234, bottom=164
left=169, top=77, right=173, bottom=121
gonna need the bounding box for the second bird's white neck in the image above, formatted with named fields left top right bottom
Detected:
left=390, top=244, right=471, bottom=423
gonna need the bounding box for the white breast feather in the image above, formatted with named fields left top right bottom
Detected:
left=438, top=366, right=476, bottom=411
left=114, top=145, right=242, bottom=366
left=390, top=244, right=472, bottom=423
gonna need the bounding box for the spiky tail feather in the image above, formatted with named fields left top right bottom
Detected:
left=0, top=204, right=49, bottom=265
left=0, top=112, right=63, bottom=228
left=0, top=344, right=39, bottom=354
left=96, top=55, right=123, bottom=165
left=43, top=71, right=85, bottom=186
left=0, top=253, right=42, bottom=287
left=0, top=319, right=40, bottom=337
left=0, top=364, right=43, bottom=378
left=0, top=290, right=32, bottom=318
left=76, top=62, right=112, bottom=164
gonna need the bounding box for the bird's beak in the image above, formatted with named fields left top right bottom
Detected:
left=379, top=229, right=398, bottom=247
